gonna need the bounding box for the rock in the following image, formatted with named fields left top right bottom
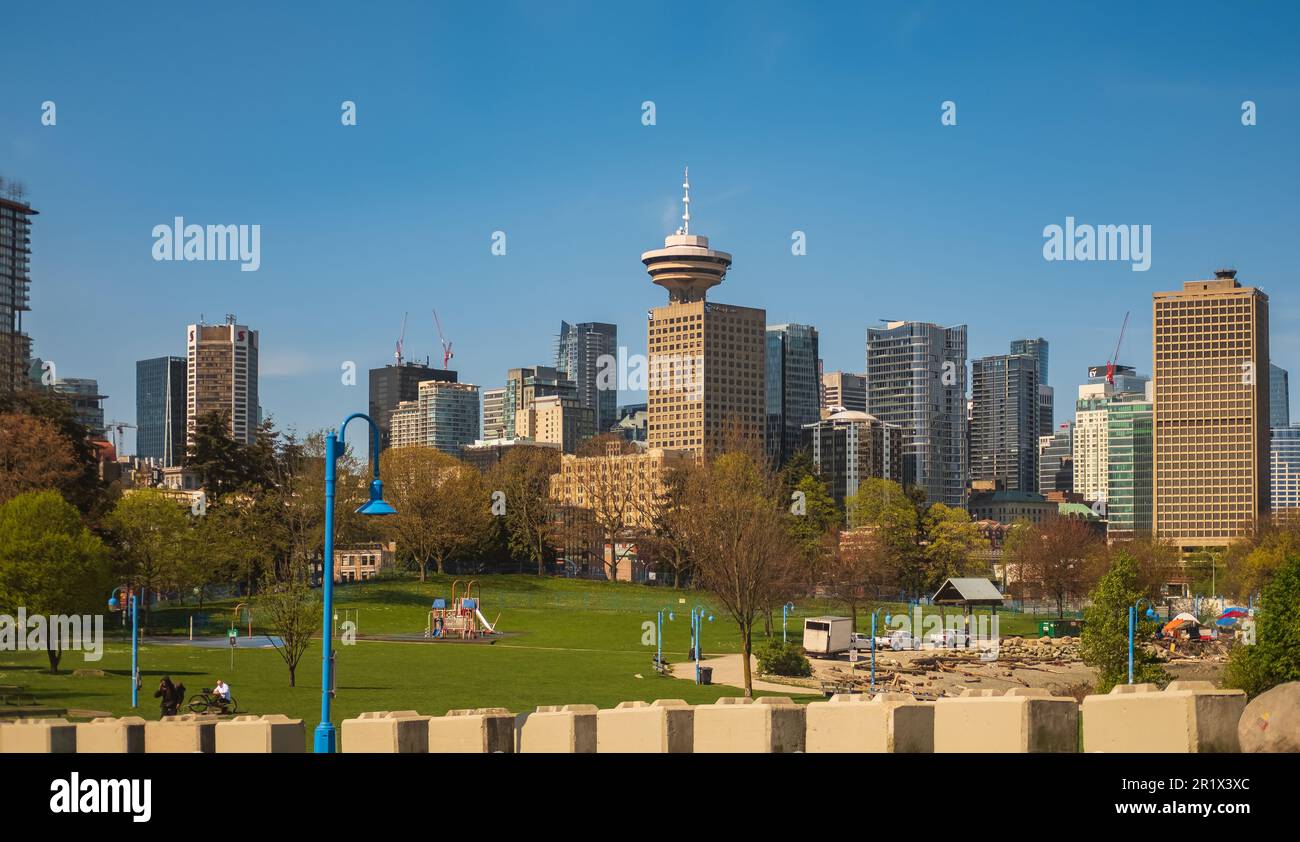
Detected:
left=1039, top=636, right=1052, bottom=644
left=1239, top=682, right=1300, bottom=753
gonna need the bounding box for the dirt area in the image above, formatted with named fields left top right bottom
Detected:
left=693, top=637, right=1229, bottom=699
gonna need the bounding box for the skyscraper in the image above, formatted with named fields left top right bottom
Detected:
left=866, top=321, right=967, bottom=507
left=1270, top=363, right=1290, bottom=428
left=821, top=371, right=866, bottom=413
left=803, top=409, right=906, bottom=514
left=643, top=170, right=765, bottom=455
left=0, top=193, right=36, bottom=395
left=1038, top=423, right=1073, bottom=494
left=1153, top=271, right=1270, bottom=548
left=556, top=321, right=618, bottom=434
left=765, top=323, right=820, bottom=466
left=1271, top=425, right=1300, bottom=515
left=1107, top=394, right=1154, bottom=540
left=1072, top=366, right=1151, bottom=504
left=137, top=356, right=187, bottom=466
left=1011, top=338, right=1054, bottom=437
left=503, top=366, right=580, bottom=438
left=389, top=379, right=480, bottom=454
left=971, top=353, right=1039, bottom=493
left=369, top=362, right=457, bottom=451
left=52, top=377, right=107, bottom=438
left=481, top=386, right=506, bottom=440
left=187, top=317, right=260, bottom=447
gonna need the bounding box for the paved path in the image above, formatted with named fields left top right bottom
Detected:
left=671, top=654, right=821, bottom=697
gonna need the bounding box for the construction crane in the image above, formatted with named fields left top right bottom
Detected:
left=1106, top=311, right=1130, bottom=386
left=395, top=312, right=408, bottom=367
left=433, top=309, right=453, bottom=369
left=105, top=421, right=136, bottom=455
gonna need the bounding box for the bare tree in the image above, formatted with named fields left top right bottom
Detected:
left=823, top=527, right=897, bottom=629
left=381, top=447, right=494, bottom=579
left=573, top=436, right=644, bottom=580
left=679, top=443, right=796, bottom=696
left=258, top=564, right=321, bottom=687
left=491, top=446, right=561, bottom=575
left=1010, top=515, right=1105, bottom=617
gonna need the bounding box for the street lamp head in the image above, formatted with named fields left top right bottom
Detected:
left=107, top=597, right=119, bottom=611
left=1144, top=607, right=1156, bottom=619
left=668, top=611, right=675, bottom=622
left=355, top=479, right=397, bottom=516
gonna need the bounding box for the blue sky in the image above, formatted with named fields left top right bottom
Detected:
left=4, top=1, right=1298, bottom=454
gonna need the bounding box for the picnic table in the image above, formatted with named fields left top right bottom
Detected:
left=0, top=685, right=38, bottom=706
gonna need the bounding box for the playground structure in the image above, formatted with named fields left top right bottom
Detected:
left=425, top=580, right=500, bottom=639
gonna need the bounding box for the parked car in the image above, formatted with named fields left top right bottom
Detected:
left=849, top=632, right=874, bottom=650
left=889, top=630, right=921, bottom=651
left=926, top=629, right=971, bottom=648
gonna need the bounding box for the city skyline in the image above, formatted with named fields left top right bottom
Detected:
left=3, top=2, right=1298, bottom=455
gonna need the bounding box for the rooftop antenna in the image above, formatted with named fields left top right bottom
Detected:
left=680, top=166, right=691, bottom=235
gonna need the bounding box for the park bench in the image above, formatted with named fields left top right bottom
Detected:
left=0, top=685, right=36, bottom=706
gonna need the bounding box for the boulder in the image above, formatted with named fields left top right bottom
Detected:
left=1238, top=682, right=1300, bottom=753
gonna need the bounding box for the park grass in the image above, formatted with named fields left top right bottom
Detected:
left=1, top=573, right=1064, bottom=750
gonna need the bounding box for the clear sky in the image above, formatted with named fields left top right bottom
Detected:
left=3, top=1, right=1298, bottom=455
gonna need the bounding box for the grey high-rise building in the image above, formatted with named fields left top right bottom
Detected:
left=1038, top=423, right=1073, bottom=494
left=1010, top=338, right=1049, bottom=382
left=1270, top=363, right=1290, bottom=428
left=137, top=356, right=187, bottom=466
left=1011, top=338, right=1053, bottom=437
left=52, top=377, right=107, bottom=438
left=556, top=321, right=618, bottom=434
left=971, top=353, right=1040, bottom=493
left=368, top=362, right=457, bottom=451
left=865, top=321, right=968, bottom=507
left=803, top=410, right=906, bottom=515
left=1, top=193, right=37, bottom=395
left=765, top=323, right=821, bottom=466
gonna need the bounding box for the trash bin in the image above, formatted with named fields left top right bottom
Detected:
left=699, top=666, right=713, bottom=685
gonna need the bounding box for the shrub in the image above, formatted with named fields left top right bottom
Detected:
left=756, top=639, right=812, bottom=677
left=1080, top=552, right=1168, bottom=693
left=1225, top=553, right=1300, bottom=697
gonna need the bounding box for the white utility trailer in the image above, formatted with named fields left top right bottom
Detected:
left=803, top=615, right=853, bottom=656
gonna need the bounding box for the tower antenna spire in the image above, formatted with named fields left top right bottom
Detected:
left=681, top=166, right=691, bottom=235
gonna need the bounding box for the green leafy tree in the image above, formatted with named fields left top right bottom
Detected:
left=921, top=503, right=988, bottom=592
left=257, top=564, right=322, bottom=687
left=1080, top=552, right=1168, bottom=693
left=785, top=474, right=839, bottom=593
left=106, top=490, right=193, bottom=626
left=1224, top=553, right=1300, bottom=696
left=0, top=490, right=113, bottom=672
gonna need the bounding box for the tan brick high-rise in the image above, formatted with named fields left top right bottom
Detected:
left=641, top=169, right=765, bottom=455
left=1152, top=270, right=1270, bottom=548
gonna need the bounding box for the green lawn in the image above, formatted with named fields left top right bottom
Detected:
left=0, top=573, right=1062, bottom=751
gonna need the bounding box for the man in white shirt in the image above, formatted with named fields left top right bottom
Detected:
left=213, top=679, right=231, bottom=703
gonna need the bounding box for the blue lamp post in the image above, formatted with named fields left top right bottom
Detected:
left=315, top=413, right=397, bottom=754
left=870, top=607, right=891, bottom=690
left=107, top=587, right=138, bottom=708
left=656, top=605, right=675, bottom=669
left=1128, top=597, right=1157, bottom=685
left=782, top=602, right=795, bottom=645
left=690, top=605, right=714, bottom=684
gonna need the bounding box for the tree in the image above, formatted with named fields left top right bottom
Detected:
left=679, top=447, right=797, bottom=697
left=921, top=503, right=988, bottom=592
left=643, top=464, right=692, bottom=587
left=847, top=479, right=931, bottom=598
left=823, top=528, right=895, bottom=629
left=0, top=390, right=108, bottom=516
left=257, top=565, right=321, bottom=687
left=0, top=491, right=113, bottom=672
left=381, top=447, right=494, bottom=578
left=1008, top=516, right=1104, bottom=617
left=573, top=436, right=645, bottom=580
left=491, top=446, right=561, bottom=575
left=785, top=474, right=840, bottom=594
left=1224, top=552, right=1300, bottom=697
left=1080, top=552, right=1167, bottom=693
left=1222, top=517, right=1300, bottom=599
left=106, top=490, right=194, bottom=626
left=0, top=412, right=82, bottom=505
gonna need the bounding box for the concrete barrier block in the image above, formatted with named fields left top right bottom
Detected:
left=75, top=717, right=146, bottom=753
left=428, top=707, right=515, bottom=753
left=0, top=718, right=77, bottom=753
left=935, top=688, right=1077, bottom=753
left=597, top=699, right=694, bottom=753
left=341, top=710, right=430, bottom=753
left=216, top=715, right=306, bottom=753
left=515, top=704, right=597, bottom=753
left=806, top=692, right=934, bottom=753
left=1082, top=681, right=1246, bottom=753
left=693, top=696, right=805, bottom=753
left=145, top=714, right=218, bottom=753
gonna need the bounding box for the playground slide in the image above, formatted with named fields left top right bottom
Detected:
left=474, top=608, right=496, bottom=633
